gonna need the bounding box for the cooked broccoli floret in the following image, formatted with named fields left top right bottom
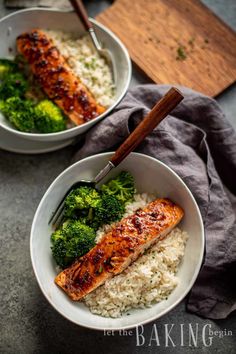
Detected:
left=0, top=59, right=18, bottom=80
left=50, top=175, right=134, bottom=267
left=51, top=220, right=96, bottom=268
left=64, top=186, right=102, bottom=219
left=0, top=71, right=28, bottom=100
left=34, top=100, right=66, bottom=133
left=101, top=171, right=135, bottom=205
left=0, top=97, right=35, bottom=132
left=93, top=194, right=125, bottom=228
left=64, top=185, right=125, bottom=229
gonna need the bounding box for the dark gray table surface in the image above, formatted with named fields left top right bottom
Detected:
left=0, top=1, right=235, bottom=353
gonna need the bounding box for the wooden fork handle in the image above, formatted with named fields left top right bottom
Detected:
left=69, top=0, right=93, bottom=31
left=110, top=87, right=184, bottom=167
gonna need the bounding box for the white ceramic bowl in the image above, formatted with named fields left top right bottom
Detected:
left=0, top=8, right=131, bottom=142
left=31, top=152, right=204, bottom=330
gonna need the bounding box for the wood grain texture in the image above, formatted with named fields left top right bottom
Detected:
left=97, top=0, right=236, bottom=97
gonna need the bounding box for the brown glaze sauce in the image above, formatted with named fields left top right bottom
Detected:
left=55, top=199, right=183, bottom=299
left=17, top=29, right=104, bottom=125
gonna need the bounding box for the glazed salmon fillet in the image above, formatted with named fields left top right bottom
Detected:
left=17, top=29, right=105, bottom=125
left=55, top=198, right=184, bottom=301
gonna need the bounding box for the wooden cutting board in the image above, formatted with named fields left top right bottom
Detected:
left=97, top=0, right=236, bottom=97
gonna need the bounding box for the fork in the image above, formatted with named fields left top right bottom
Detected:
left=49, top=87, right=184, bottom=226
left=69, top=0, right=117, bottom=85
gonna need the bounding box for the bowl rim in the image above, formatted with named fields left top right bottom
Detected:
left=0, top=7, right=132, bottom=138
left=30, top=152, right=205, bottom=330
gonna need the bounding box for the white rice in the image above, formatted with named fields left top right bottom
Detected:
left=84, top=193, right=188, bottom=318
left=45, top=30, right=115, bottom=107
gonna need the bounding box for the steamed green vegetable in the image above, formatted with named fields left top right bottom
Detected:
left=51, top=171, right=135, bottom=268
left=64, top=185, right=125, bottom=228
left=51, top=220, right=96, bottom=269
left=0, top=97, right=35, bottom=132
left=0, top=71, right=28, bottom=100
left=0, top=59, right=18, bottom=80
left=34, top=100, right=66, bottom=133
left=92, top=193, right=125, bottom=228
left=64, top=186, right=101, bottom=219
left=101, top=171, right=135, bottom=205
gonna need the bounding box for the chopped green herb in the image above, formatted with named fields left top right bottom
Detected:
left=91, top=76, right=97, bottom=84
left=188, top=37, right=195, bottom=46
left=91, top=58, right=97, bottom=69
left=176, top=46, right=187, bottom=61
left=98, top=265, right=103, bottom=273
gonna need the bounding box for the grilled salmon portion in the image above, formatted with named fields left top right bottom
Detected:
left=55, top=198, right=184, bottom=301
left=17, top=29, right=106, bottom=125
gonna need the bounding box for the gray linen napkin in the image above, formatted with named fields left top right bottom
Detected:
left=73, top=84, right=236, bottom=319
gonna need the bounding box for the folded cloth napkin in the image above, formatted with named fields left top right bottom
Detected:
left=73, top=84, right=236, bottom=319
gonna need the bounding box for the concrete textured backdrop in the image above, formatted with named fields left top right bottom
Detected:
left=0, top=1, right=235, bottom=353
